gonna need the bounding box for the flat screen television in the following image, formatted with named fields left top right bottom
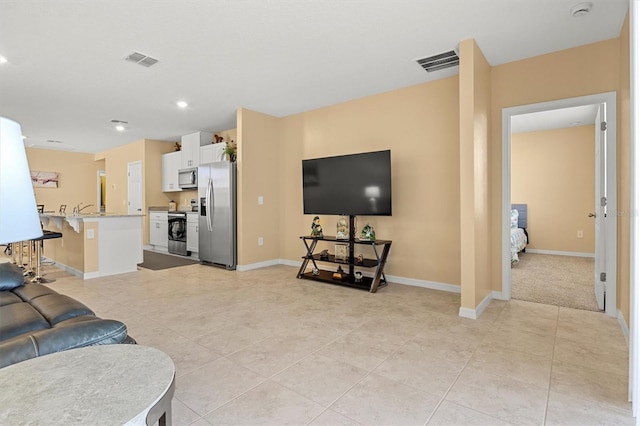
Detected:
left=302, top=150, right=392, bottom=216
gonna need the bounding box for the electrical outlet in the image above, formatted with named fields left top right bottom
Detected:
left=577, top=230, right=584, bottom=238
left=258, top=237, right=264, bottom=246
left=87, top=229, right=94, bottom=239
left=258, top=196, right=264, bottom=205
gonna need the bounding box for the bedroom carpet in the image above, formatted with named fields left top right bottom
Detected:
left=511, top=252, right=599, bottom=312
left=138, top=250, right=199, bottom=270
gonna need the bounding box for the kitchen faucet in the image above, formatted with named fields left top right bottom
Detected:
left=73, top=203, right=94, bottom=215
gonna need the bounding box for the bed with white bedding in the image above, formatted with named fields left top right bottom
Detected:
left=510, top=204, right=528, bottom=264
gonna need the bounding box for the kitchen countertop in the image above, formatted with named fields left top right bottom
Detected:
left=40, top=213, right=144, bottom=233
left=148, top=208, right=197, bottom=213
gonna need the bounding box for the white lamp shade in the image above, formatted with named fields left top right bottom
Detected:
left=0, top=117, right=43, bottom=244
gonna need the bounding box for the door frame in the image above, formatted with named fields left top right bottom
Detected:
left=501, top=91, right=617, bottom=317
left=96, top=170, right=105, bottom=212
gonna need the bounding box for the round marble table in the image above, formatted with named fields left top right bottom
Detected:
left=0, top=345, right=175, bottom=425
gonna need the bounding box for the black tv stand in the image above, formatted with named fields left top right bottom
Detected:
left=296, top=216, right=392, bottom=293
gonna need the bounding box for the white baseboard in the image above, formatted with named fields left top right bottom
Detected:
left=618, top=309, right=630, bottom=344
left=526, top=249, right=595, bottom=258
left=236, top=259, right=283, bottom=271
left=279, top=259, right=302, bottom=268
left=459, top=291, right=493, bottom=319
left=384, top=274, right=460, bottom=293
left=245, top=259, right=462, bottom=294
left=43, top=258, right=83, bottom=279
left=492, top=290, right=507, bottom=300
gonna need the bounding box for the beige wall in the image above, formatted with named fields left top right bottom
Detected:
left=276, top=77, right=461, bottom=284
left=96, top=140, right=145, bottom=214
left=512, top=126, right=596, bottom=253
left=459, top=39, right=493, bottom=309
left=490, top=37, right=622, bottom=303
left=237, top=109, right=281, bottom=266
left=26, top=148, right=100, bottom=213
left=96, top=139, right=175, bottom=244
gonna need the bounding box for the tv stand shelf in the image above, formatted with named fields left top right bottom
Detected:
left=297, top=235, right=392, bottom=293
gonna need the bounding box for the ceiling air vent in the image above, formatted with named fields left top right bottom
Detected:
left=45, top=139, right=63, bottom=144
left=125, top=51, right=159, bottom=68
left=416, top=50, right=459, bottom=73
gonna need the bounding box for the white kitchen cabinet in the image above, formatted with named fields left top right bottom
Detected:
left=161, top=151, right=183, bottom=192
left=149, top=211, right=168, bottom=249
left=186, top=212, right=198, bottom=253
left=181, top=131, right=212, bottom=169
left=200, top=143, right=226, bottom=164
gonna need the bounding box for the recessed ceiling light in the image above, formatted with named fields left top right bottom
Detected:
left=0, top=56, right=7, bottom=64
left=177, top=101, right=188, bottom=109
left=110, top=119, right=128, bottom=131
left=570, top=2, right=593, bottom=17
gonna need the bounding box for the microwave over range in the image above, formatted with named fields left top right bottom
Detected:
left=178, top=168, right=197, bottom=189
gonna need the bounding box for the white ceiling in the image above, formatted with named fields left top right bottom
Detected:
left=511, top=104, right=600, bottom=134
left=0, top=0, right=628, bottom=153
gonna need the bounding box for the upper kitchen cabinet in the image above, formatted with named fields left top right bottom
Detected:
left=200, top=143, right=226, bottom=164
left=181, top=131, right=212, bottom=168
left=162, top=151, right=182, bottom=192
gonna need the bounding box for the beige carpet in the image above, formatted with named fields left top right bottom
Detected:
left=511, top=252, right=600, bottom=311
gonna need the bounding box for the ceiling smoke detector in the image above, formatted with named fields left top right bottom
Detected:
left=125, top=51, right=159, bottom=67
left=415, top=50, right=459, bottom=73
left=571, top=2, right=593, bottom=17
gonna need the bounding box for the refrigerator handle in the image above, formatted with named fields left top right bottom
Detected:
left=205, top=178, right=211, bottom=232
left=207, top=178, right=214, bottom=231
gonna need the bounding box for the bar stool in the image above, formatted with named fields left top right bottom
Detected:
left=31, top=231, right=63, bottom=283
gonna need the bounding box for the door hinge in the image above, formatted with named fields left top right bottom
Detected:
left=600, top=272, right=606, bottom=282
left=601, top=197, right=607, bottom=207
left=601, top=121, right=607, bottom=131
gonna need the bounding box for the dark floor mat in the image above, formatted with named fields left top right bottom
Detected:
left=138, top=250, right=199, bottom=270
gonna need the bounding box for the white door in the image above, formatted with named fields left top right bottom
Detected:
left=593, top=104, right=606, bottom=311
left=128, top=161, right=143, bottom=215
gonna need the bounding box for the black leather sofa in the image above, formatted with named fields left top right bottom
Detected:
left=0, top=262, right=134, bottom=368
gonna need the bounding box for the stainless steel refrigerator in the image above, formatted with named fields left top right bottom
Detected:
left=198, top=161, right=236, bottom=270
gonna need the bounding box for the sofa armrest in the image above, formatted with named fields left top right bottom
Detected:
left=0, top=317, right=128, bottom=368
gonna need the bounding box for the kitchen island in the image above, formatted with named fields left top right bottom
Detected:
left=39, top=213, right=144, bottom=279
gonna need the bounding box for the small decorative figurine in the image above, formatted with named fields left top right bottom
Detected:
left=336, top=216, right=349, bottom=240
left=354, top=271, right=363, bottom=282
left=361, top=223, right=375, bottom=241
left=311, top=216, right=324, bottom=238
left=332, top=265, right=345, bottom=280
left=356, top=254, right=364, bottom=264
left=312, top=267, right=320, bottom=276
left=335, top=243, right=348, bottom=261
left=319, top=249, right=329, bottom=259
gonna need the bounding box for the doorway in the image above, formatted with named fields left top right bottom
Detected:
left=97, top=170, right=106, bottom=212
left=501, top=92, right=617, bottom=317
left=127, top=161, right=143, bottom=215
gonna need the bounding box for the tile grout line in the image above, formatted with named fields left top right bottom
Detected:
left=422, top=304, right=507, bottom=426
left=542, top=306, right=560, bottom=426
left=303, top=326, right=423, bottom=426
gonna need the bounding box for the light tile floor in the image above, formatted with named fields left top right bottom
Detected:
left=39, top=262, right=632, bottom=425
